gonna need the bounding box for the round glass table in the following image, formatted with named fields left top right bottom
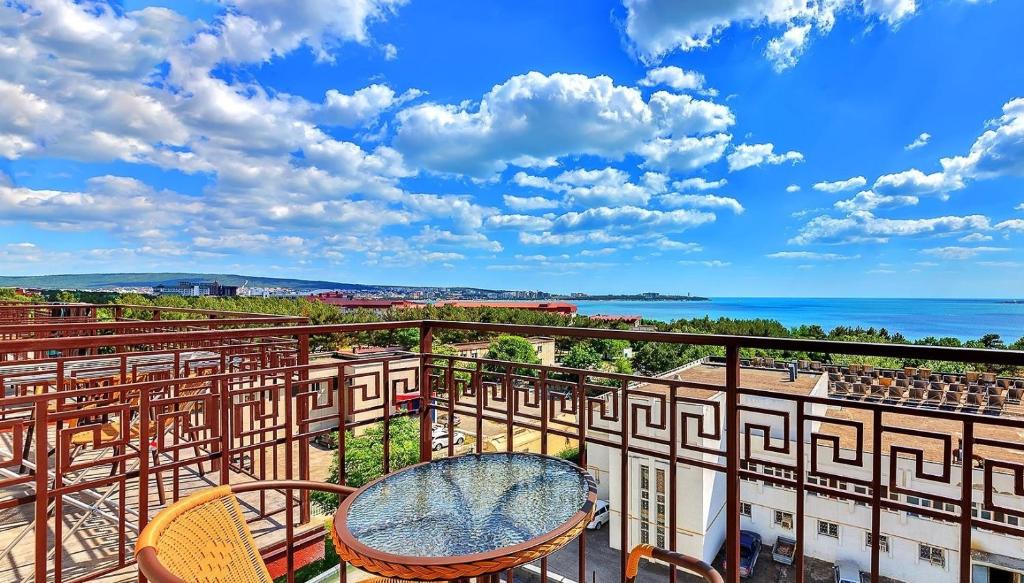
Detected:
left=332, top=452, right=597, bottom=581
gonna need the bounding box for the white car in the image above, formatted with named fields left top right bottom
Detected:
left=431, top=427, right=465, bottom=451
left=586, top=500, right=610, bottom=529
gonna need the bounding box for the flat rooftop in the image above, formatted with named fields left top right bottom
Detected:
left=822, top=406, right=1024, bottom=464
left=634, top=363, right=822, bottom=399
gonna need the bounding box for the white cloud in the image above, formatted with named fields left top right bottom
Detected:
left=905, top=132, right=931, bottom=150
left=921, top=246, right=1009, bottom=260
left=639, top=66, right=706, bottom=91
left=649, top=91, right=735, bottom=135
left=1016, top=203, right=1024, bottom=211
left=833, top=190, right=918, bottom=212
left=873, top=168, right=963, bottom=196
left=320, top=84, right=421, bottom=127
left=393, top=71, right=736, bottom=178
left=765, top=24, right=811, bottom=72
left=812, top=176, right=867, bottom=193
left=871, top=97, right=1024, bottom=197
left=485, top=214, right=555, bottom=231
left=673, top=177, right=727, bottom=191
left=659, top=194, right=744, bottom=214
left=502, top=194, right=560, bottom=211
left=959, top=233, right=993, bottom=242
left=727, top=143, right=803, bottom=172
left=862, top=0, right=918, bottom=25
left=995, top=219, right=1024, bottom=232
left=0, top=176, right=202, bottom=235
left=194, top=0, right=408, bottom=65
left=766, top=251, right=858, bottom=261
left=679, top=259, right=730, bottom=268
left=786, top=184, right=801, bottom=193
left=791, top=211, right=990, bottom=245
left=512, top=167, right=653, bottom=206
left=413, top=226, right=503, bottom=252
left=639, top=134, right=732, bottom=173
left=553, top=206, right=716, bottom=233
left=621, top=0, right=919, bottom=67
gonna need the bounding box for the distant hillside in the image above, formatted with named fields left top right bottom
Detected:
left=0, top=272, right=497, bottom=293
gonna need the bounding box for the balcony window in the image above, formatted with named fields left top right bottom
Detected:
left=817, top=520, right=839, bottom=539
left=919, top=543, right=946, bottom=568
left=740, top=502, right=752, bottom=517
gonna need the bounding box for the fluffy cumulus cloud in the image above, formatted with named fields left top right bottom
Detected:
left=659, top=194, right=744, bottom=214
left=871, top=97, right=1024, bottom=198
left=764, top=24, right=811, bottom=72
left=727, top=143, right=803, bottom=172
left=393, top=71, right=736, bottom=177
left=791, top=211, right=990, bottom=245
left=622, top=0, right=920, bottom=67
left=813, top=176, right=867, bottom=193
left=320, top=84, right=422, bottom=127
left=996, top=219, right=1024, bottom=232
left=833, top=190, right=918, bottom=212
left=639, top=66, right=706, bottom=91
left=674, top=177, right=727, bottom=191
left=0, top=0, right=517, bottom=270
left=502, top=194, right=560, bottom=211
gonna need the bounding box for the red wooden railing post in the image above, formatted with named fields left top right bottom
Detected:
left=418, top=322, right=433, bottom=462
left=725, top=344, right=741, bottom=583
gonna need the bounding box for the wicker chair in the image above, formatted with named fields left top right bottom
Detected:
left=625, top=544, right=724, bottom=583
left=136, top=480, right=357, bottom=583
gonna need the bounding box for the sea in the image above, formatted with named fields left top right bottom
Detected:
left=572, top=298, right=1024, bottom=342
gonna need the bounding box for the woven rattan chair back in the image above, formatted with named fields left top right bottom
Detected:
left=136, top=485, right=272, bottom=583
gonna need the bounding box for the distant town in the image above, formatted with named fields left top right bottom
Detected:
left=0, top=273, right=709, bottom=304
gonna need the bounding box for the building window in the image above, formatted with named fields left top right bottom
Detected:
left=919, top=544, right=945, bottom=568
left=639, top=465, right=650, bottom=545
left=817, top=520, right=839, bottom=539
left=655, top=468, right=667, bottom=548
left=774, top=510, right=793, bottom=530
left=865, top=532, right=890, bottom=553
left=971, top=502, right=993, bottom=521
left=740, top=503, right=752, bottom=517
left=740, top=460, right=758, bottom=482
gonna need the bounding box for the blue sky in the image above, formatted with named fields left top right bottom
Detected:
left=2, top=0, right=1023, bottom=297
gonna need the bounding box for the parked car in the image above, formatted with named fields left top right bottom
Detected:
left=431, top=426, right=465, bottom=450
left=738, top=530, right=762, bottom=578
left=834, top=559, right=862, bottom=583
left=586, top=500, right=610, bottom=529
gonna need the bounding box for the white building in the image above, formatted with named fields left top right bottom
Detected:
left=586, top=360, right=1024, bottom=583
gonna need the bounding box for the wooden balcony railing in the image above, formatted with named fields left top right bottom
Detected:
left=0, top=317, right=1021, bottom=583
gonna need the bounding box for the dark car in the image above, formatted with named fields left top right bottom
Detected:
left=738, top=530, right=762, bottom=578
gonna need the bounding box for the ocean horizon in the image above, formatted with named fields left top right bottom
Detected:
left=572, top=297, right=1024, bottom=342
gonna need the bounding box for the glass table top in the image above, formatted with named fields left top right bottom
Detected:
left=344, top=453, right=591, bottom=558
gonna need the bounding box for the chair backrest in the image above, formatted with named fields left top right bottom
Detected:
left=136, top=485, right=273, bottom=583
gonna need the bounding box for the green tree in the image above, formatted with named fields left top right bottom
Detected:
left=486, top=335, right=541, bottom=364
left=612, top=356, right=634, bottom=375
left=632, top=342, right=686, bottom=375
left=313, top=417, right=421, bottom=513
left=562, top=342, right=602, bottom=370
